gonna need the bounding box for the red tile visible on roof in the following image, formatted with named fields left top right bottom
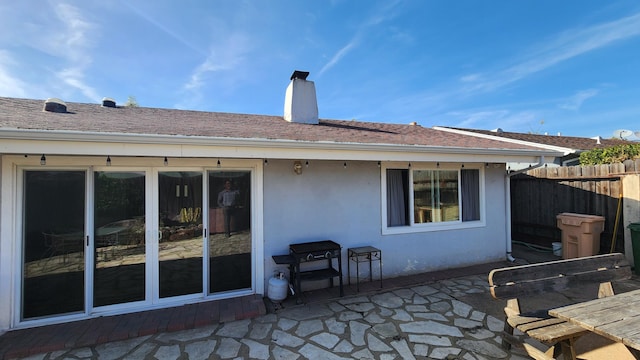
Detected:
left=0, top=97, right=546, bottom=151
left=444, top=127, right=635, bottom=151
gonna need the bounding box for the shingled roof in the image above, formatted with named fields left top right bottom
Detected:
left=0, top=97, right=551, bottom=154
left=438, top=127, right=635, bottom=151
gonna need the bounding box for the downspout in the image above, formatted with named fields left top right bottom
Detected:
left=504, top=157, right=545, bottom=262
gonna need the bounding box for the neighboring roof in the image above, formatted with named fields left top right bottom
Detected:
left=437, top=126, right=635, bottom=152
left=0, top=97, right=554, bottom=155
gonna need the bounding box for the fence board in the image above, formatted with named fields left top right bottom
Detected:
left=511, top=163, right=626, bottom=254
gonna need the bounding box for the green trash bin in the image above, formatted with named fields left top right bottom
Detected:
left=629, top=223, right=640, bottom=275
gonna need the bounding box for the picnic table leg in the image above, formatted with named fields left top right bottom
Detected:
left=501, top=299, right=520, bottom=350
left=558, top=338, right=577, bottom=360
left=502, top=321, right=514, bottom=350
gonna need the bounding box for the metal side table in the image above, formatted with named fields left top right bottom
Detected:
left=347, top=246, right=382, bottom=292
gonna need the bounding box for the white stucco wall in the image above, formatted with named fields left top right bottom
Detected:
left=261, top=160, right=507, bottom=292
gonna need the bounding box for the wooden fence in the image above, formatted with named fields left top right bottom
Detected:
left=510, top=161, right=640, bottom=254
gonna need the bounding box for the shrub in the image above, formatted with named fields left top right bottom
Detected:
left=579, top=143, right=640, bottom=165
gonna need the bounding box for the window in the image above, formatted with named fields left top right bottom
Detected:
left=385, top=166, right=481, bottom=229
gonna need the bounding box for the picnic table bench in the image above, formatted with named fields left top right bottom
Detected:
left=488, top=253, right=632, bottom=360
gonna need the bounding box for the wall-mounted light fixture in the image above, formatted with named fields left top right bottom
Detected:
left=436, top=162, right=440, bottom=168
left=217, top=159, right=221, bottom=168
left=293, top=161, right=303, bottom=175
left=106, top=156, right=112, bottom=166
left=164, top=157, right=169, bottom=166
left=305, top=160, right=309, bottom=167
left=377, top=161, right=381, bottom=168
left=264, top=159, right=268, bottom=166
left=343, top=162, right=347, bottom=169
left=40, top=154, right=46, bottom=165
left=408, top=162, right=412, bottom=168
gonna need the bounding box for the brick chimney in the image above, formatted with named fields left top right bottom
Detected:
left=284, top=70, right=318, bottom=124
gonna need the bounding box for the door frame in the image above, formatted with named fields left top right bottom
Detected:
left=5, top=156, right=264, bottom=329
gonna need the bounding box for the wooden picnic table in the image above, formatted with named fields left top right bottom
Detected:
left=549, top=288, right=640, bottom=358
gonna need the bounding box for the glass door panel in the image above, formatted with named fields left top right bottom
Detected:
left=158, top=172, right=203, bottom=298
left=209, top=171, right=252, bottom=293
left=22, top=171, right=86, bottom=319
left=94, top=172, right=146, bottom=307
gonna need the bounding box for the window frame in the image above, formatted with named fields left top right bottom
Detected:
left=381, top=162, right=486, bottom=235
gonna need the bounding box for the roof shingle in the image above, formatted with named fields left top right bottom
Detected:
left=0, top=97, right=547, bottom=152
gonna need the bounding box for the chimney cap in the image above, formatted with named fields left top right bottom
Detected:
left=290, top=70, right=309, bottom=80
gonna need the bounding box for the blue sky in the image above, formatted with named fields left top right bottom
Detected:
left=1, top=1, right=640, bottom=139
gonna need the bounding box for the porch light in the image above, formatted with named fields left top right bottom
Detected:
left=164, top=157, right=168, bottom=166
left=293, top=161, right=303, bottom=175
left=377, top=161, right=381, bottom=168
left=264, top=159, right=268, bottom=166
left=217, top=159, right=221, bottom=167
left=305, top=160, right=309, bottom=167
left=40, top=154, right=46, bottom=165
left=343, top=162, right=347, bottom=168
left=106, top=156, right=111, bottom=166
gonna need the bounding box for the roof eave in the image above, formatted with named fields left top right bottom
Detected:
left=433, top=126, right=577, bottom=155
left=0, top=128, right=562, bottom=158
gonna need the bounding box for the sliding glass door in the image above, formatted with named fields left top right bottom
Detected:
left=20, top=165, right=254, bottom=322
left=208, top=171, right=252, bottom=293
left=158, top=172, right=203, bottom=298
left=93, top=172, right=146, bottom=307
left=22, top=171, right=86, bottom=319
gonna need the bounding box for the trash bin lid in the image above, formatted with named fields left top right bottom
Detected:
left=628, top=223, right=640, bottom=231
left=557, top=213, right=605, bottom=225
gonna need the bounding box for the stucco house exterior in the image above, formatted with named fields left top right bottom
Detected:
left=0, top=72, right=561, bottom=332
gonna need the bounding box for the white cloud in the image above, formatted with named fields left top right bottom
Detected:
left=0, top=51, right=27, bottom=98
left=446, top=109, right=538, bottom=132
left=318, top=40, right=358, bottom=77
left=58, top=67, right=99, bottom=102
left=462, top=12, right=640, bottom=93
left=176, top=33, right=253, bottom=109
left=50, top=3, right=99, bottom=101
left=0, top=2, right=100, bottom=101
left=123, top=2, right=204, bottom=56
left=317, top=1, right=402, bottom=78
left=558, top=89, right=599, bottom=110
left=184, top=33, right=251, bottom=91
left=459, top=74, right=481, bottom=83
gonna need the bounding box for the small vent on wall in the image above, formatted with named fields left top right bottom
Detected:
left=102, top=97, right=116, bottom=108
left=43, top=98, right=67, bottom=113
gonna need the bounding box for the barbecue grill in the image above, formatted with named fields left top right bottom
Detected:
left=288, top=240, right=343, bottom=300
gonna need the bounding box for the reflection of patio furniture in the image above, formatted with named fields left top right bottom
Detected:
left=415, top=206, right=441, bottom=223
left=42, top=232, right=84, bottom=263
left=210, top=207, right=234, bottom=234
left=95, top=219, right=144, bottom=260
left=415, top=204, right=458, bottom=223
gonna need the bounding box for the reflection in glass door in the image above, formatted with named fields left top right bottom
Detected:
left=209, top=171, right=252, bottom=293
left=158, top=172, right=203, bottom=298
left=22, top=171, right=86, bottom=319
left=94, top=172, right=146, bottom=307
